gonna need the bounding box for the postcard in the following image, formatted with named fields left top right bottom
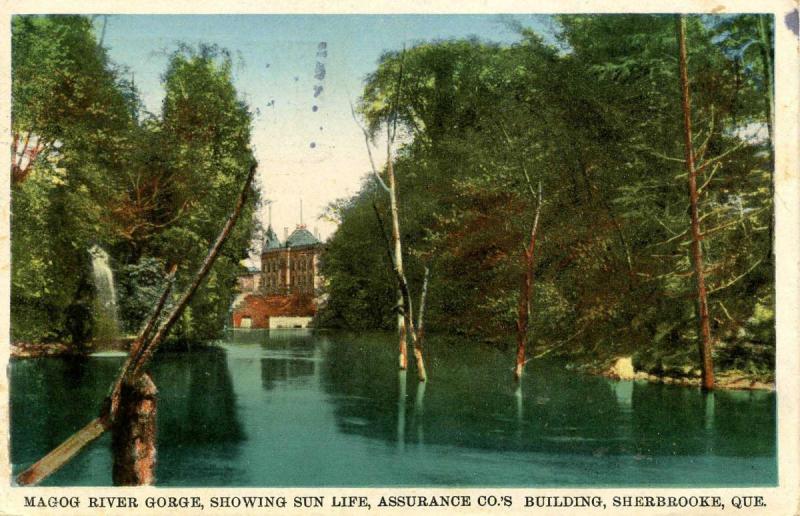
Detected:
left=1, top=0, right=798, bottom=514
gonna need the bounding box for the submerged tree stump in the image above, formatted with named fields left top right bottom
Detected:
left=112, top=374, right=157, bottom=486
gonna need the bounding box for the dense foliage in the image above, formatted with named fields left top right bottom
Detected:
left=11, top=16, right=259, bottom=345
left=319, top=15, right=774, bottom=376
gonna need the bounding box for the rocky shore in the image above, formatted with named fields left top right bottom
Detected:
left=601, top=356, right=774, bottom=391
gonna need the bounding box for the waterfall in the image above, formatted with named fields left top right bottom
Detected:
left=89, top=245, right=120, bottom=343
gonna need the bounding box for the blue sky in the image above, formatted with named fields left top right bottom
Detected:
left=96, top=14, right=555, bottom=245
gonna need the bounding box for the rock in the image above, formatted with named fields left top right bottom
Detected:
left=749, top=381, right=775, bottom=391
left=609, top=357, right=635, bottom=380
left=725, top=378, right=751, bottom=390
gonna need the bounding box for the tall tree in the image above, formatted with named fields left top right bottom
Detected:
left=677, top=15, right=715, bottom=390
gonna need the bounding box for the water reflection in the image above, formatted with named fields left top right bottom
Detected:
left=514, top=384, right=524, bottom=446
left=396, top=370, right=407, bottom=452
left=413, top=381, right=426, bottom=446
left=320, top=334, right=777, bottom=464
left=154, top=346, right=244, bottom=445
left=10, top=331, right=777, bottom=487
left=11, top=346, right=245, bottom=485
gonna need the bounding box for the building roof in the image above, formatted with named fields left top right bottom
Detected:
left=286, top=226, right=320, bottom=248
left=262, top=225, right=282, bottom=252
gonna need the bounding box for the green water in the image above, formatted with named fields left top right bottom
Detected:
left=10, top=330, right=776, bottom=486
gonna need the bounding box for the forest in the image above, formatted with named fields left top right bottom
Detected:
left=11, top=15, right=260, bottom=346
left=10, top=14, right=775, bottom=384
left=319, top=14, right=775, bottom=383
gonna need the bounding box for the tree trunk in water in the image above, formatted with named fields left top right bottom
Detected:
left=413, top=347, right=427, bottom=382
left=112, top=374, right=157, bottom=486
left=372, top=203, right=426, bottom=381
left=386, top=158, right=408, bottom=370
left=514, top=258, right=532, bottom=382
left=676, top=15, right=715, bottom=391
left=514, top=184, right=542, bottom=382
left=413, top=267, right=430, bottom=382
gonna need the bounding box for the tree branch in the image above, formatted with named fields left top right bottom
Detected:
left=351, top=101, right=390, bottom=193
left=708, top=258, right=764, bottom=295
left=696, top=140, right=746, bottom=173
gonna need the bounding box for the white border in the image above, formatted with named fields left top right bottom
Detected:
left=0, top=2, right=797, bottom=514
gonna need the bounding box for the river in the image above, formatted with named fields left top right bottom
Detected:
left=10, top=330, right=776, bottom=486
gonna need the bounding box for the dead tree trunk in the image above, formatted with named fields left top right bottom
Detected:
left=514, top=184, right=542, bottom=382
left=676, top=15, right=715, bottom=391
left=353, top=48, right=427, bottom=380
left=372, top=203, right=428, bottom=382
left=386, top=156, right=409, bottom=370
left=112, top=374, right=157, bottom=486
left=411, top=267, right=430, bottom=381
left=416, top=267, right=429, bottom=346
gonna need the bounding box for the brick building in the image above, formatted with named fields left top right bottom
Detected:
left=261, top=224, right=322, bottom=295
left=231, top=223, right=323, bottom=329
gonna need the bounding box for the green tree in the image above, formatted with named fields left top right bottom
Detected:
left=11, top=15, right=138, bottom=343
left=321, top=14, right=774, bottom=380
left=11, top=18, right=259, bottom=346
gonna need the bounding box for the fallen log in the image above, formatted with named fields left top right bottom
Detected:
left=15, top=417, right=110, bottom=486
left=15, top=162, right=257, bottom=486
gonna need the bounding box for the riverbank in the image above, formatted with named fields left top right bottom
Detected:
left=594, top=356, right=774, bottom=391
left=11, top=335, right=775, bottom=392
left=11, top=339, right=133, bottom=359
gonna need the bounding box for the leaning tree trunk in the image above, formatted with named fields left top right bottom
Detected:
left=677, top=15, right=715, bottom=391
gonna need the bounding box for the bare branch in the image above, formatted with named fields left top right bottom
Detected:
left=350, top=101, right=390, bottom=193
left=696, top=140, right=746, bottom=173
left=694, top=106, right=715, bottom=164
left=633, top=144, right=685, bottom=163
left=697, top=162, right=721, bottom=194
left=708, top=258, right=764, bottom=295
left=716, top=301, right=734, bottom=321
left=416, top=266, right=430, bottom=345
left=497, top=121, right=537, bottom=202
